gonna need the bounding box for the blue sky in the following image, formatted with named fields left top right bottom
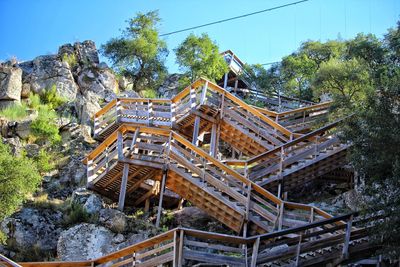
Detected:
left=1, top=0, right=399, bottom=73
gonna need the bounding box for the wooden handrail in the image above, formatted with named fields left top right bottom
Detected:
left=94, top=98, right=117, bottom=118
left=247, top=118, right=344, bottom=164
left=253, top=101, right=332, bottom=118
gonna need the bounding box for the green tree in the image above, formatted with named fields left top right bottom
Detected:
left=343, top=22, right=400, bottom=259
left=0, top=142, right=42, bottom=238
left=102, top=11, right=168, bottom=91
left=312, top=58, right=372, bottom=116
left=175, top=33, right=228, bottom=84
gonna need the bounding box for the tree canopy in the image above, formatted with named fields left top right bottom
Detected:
left=175, top=33, right=228, bottom=85
left=102, top=11, right=168, bottom=92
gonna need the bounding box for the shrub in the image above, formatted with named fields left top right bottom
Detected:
left=141, top=88, right=158, bottom=98
left=0, top=142, right=42, bottom=243
left=33, top=149, right=55, bottom=174
left=41, top=85, right=67, bottom=109
left=61, top=53, right=78, bottom=69
left=30, top=105, right=61, bottom=145
left=28, top=93, right=41, bottom=109
left=0, top=102, right=28, bottom=120
left=63, top=202, right=91, bottom=227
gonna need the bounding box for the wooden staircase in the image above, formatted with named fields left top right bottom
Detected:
left=84, top=125, right=336, bottom=235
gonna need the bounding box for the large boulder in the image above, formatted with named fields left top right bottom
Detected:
left=0, top=63, right=22, bottom=101
left=74, top=40, right=99, bottom=66
left=19, top=55, right=78, bottom=100
left=71, top=188, right=103, bottom=214
left=77, top=66, right=117, bottom=99
left=99, top=209, right=127, bottom=233
left=57, top=223, right=147, bottom=261
left=0, top=208, right=63, bottom=252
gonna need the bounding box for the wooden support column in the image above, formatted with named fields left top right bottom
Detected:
left=295, top=234, right=303, bottom=266
left=234, top=79, right=238, bottom=94
left=118, top=163, right=129, bottom=211
left=209, top=123, right=217, bottom=157
left=117, top=131, right=124, bottom=160
left=155, top=170, right=167, bottom=228
left=250, top=237, right=260, bottom=267
left=144, top=198, right=150, bottom=213
left=177, top=230, right=184, bottom=267
left=192, top=116, right=200, bottom=146
left=342, top=214, right=353, bottom=259
left=223, top=73, right=229, bottom=89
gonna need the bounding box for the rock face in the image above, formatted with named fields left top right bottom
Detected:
left=57, top=223, right=147, bottom=261
left=19, top=55, right=78, bottom=100
left=158, top=73, right=182, bottom=98
left=0, top=63, right=22, bottom=101
left=99, top=208, right=127, bottom=233
left=71, top=188, right=103, bottom=214
left=0, top=208, right=63, bottom=252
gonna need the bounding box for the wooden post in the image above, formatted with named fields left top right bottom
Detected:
left=117, top=131, right=124, bottom=160
left=279, top=147, right=285, bottom=198
left=118, top=163, right=129, bottom=211
left=177, top=230, right=184, bottom=267
left=192, top=116, right=200, bottom=146
left=116, top=99, right=121, bottom=123
left=223, top=73, right=229, bottom=89
left=209, top=123, right=217, bottom=157
left=234, top=79, right=238, bottom=94
left=148, top=101, right=153, bottom=126
left=278, top=202, right=284, bottom=231
left=342, top=214, right=353, bottom=259
left=190, top=86, right=197, bottom=109
left=144, top=198, right=150, bottom=213
left=170, top=102, right=176, bottom=128
left=250, top=237, right=260, bottom=267
left=200, top=81, right=208, bottom=105
left=173, top=231, right=178, bottom=267
left=155, top=170, right=167, bottom=228
left=295, top=234, right=303, bottom=266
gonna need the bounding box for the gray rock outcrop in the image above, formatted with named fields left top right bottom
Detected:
left=0, top=208, right=63, bottom=252
left=0, top=63, right=22, bottom=101
left=71, top=188, right=103, bottom=214
left=57, top=223, right=147, bottom=261
left=99, top=208, right=127, bottom=233
left=19, top=55, right=78, bottom=100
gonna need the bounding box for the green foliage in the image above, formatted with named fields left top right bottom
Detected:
left=141, top=88, right=158, bottom=98
left=41, top=85, right=67, bottom=109
left=0, top=102, right=28, bottom=120
left=33, top=149, right=55, bottom=174
left=342, top=22, right=400, bottom=260
left=313, top=58, right=372, bottom=117
left=175, top=33, right=228, bottom=84
left=0, top=142, right=42, bottom=224
left=62, top=202, right=92, bottom=227
left=30, top=105, right=61, bottom=145
left=102, top=10, right=168, bottom=91
left=28, top=92, right=41, bottom=109
left=61, top=53, right=78, bottom=69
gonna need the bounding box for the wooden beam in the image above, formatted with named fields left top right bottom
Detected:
left=210, top=123, right=217, bottom=157
left=192, top=116, right=200, bottom=146
left=156, top=170, right=167, bottom=228
left=118, top=163, right=129, bottom=211
left=342, top=214, right=353, bottom=259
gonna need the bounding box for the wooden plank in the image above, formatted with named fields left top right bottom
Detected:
left=117, top=163, right=129, bottom=211
left=342, top=214, right=353, bottom=259
left=184, top=239, right=244, bottom=254
left=183, top=250, right=245, bottom=266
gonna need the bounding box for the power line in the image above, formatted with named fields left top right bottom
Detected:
left=160, top=0, right=309, bottom=37
left=261, top=61, right=280, bottom=66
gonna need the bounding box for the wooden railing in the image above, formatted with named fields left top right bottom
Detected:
left=85, top=125, right=337, bottom=234
left=19, top=213, right=375, bottom=267
left=93, top=78, right=294, bottom=142
left=0, top=254, right=22, bottom=267
left=254, top=101, right=332, bottom=132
